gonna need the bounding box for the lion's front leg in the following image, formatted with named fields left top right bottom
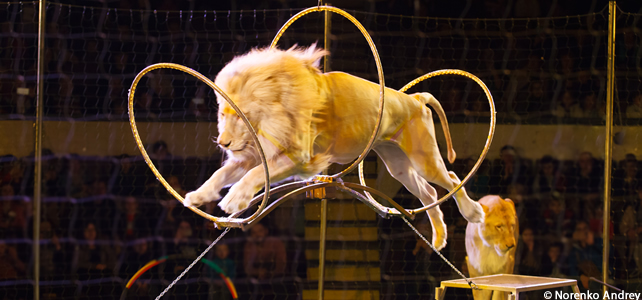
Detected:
left=219, top=155, right=298, bottom=214
left=184, top=159, right=256, bottom=207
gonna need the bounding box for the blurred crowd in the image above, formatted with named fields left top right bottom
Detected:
left=0, top=0, right=640, bottom=122
left=0, top=142, right=299, bottom=300
left=0, top=141, right=641, bottom=298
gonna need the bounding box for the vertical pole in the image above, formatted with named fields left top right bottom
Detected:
left=318, top=198, right=327, bottom=300
left=603, top=0, right=616, bottom=293
left=34, top=1, right=46, bottom=299
left=317, top=5, right=330, bottom=300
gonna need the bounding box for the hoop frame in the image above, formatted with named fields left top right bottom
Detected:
left=270, top=5, right=386, bottom=179
left=127, top=63, right=271, bottom=228
left=357, top=69, right=496, bottom=216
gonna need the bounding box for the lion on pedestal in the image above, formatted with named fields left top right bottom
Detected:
left=465, top=195, right=519, bottom=300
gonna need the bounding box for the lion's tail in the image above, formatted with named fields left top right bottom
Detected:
left=415, top=93, right=456, bottom=164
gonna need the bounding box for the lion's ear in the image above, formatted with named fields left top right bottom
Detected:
left=481, top=204, right=489, bottom=215
left=503, top=198, right=516, bottom=208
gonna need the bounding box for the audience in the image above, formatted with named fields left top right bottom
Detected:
left=488, top=145, right=530, bottom=196
left=627, top=93, right=642, bottom=119
left=0, top=240, right=26, bottom=280
left=75, top=222, right=116, bottom=280
left=515, top=227, right=544, bottom=276
left=540, top=242, right=567, bottom=277
left=0, top=2, right=638, bottom=298
left=243, top=222, right=286, bottom=280
left=567, top=221, right=603, bottom=290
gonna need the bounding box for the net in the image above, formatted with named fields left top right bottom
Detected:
left=0, top=1, right=640, bottom=299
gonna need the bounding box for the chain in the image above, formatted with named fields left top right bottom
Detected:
left=155, top=227, right=231, bottom=300
left=402, top=217, right=478, bottom=290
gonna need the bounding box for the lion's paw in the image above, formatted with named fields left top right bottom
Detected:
left=432, top=222, right=448, bottom=251
left=218, top=185, right=251, bottom=214
left=184, top=190, right=220, bottom=207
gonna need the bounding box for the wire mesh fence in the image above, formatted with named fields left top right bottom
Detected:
left=0, top=1, right=641, bottom=299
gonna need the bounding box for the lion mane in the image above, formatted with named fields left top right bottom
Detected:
left=214, top=45, right=329, bottom=164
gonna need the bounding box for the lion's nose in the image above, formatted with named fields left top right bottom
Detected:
left=217, top=138, right=231, bottom=148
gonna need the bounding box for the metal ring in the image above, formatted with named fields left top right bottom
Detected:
left=358, top=69, right=496, bottom=216
left=270, top=5, right=385, bottom=179
left=127, top=63, right=271, bottom=227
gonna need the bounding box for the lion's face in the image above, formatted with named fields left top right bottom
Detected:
left=479, top=197, right=517, bottom=257
left=216, top=100, right=258, bottom=160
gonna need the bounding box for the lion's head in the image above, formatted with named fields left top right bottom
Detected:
left=477, top=195, right=518, bottom=257
left=213, top=45, right=328, bottom=161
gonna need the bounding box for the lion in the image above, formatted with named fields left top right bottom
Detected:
left=465, top=195, right=518, bottom=300
left=184, top=45, right=484, bottom=250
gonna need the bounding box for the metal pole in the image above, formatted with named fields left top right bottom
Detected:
left=317, top=6, right=330, bottom=300
left=34, top=1, right=46, bottom=299
left=603, top=0, right=616, bottom=293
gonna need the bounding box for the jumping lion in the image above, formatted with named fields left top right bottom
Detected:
left=184, top=45, right=484, bottom=250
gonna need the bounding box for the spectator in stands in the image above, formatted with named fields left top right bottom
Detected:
left=518, top=80, right=547, bottom=114
left=75, top=222, right=116, bottom=280
left=440, top=87, right=464, bottom=115
left=43, top=157, right=64, bottom=197
left=574, top=92, right=604, bottom=119
left=116, top=196, right=155, bottom=241
left=244, top=222, right=286, bottom=279
left=40, top=220, right=65, bottom=280
left=462, top=157, right=490, bottom=198
left=121, top=239, right=156, bottom=298
left=619, top=194, right=642, bottom=279
left=540, top=242, right=567, bottom=277
left=0, top=240, right=26, bottom=280
left=0, top=184, right=27, bottom=238
left=488, top=145, right=529, bottom=196
left=587, top=206, right=613, bottom=240
left=540, top=196, right=575, bottom=240
left=64, top=155, right=89, bottom=198
left=114, top=154, right=140, bottom=196
left=212, top=243, right=236, bottom=279
left=612, top=155, right=640, bottom=197
left=552, top=90, right=581, bottom=118
left=160, top=176, right=194, bottom=237
left=515, top=227, right=543, bottom=276
left=532, top=155, right=566, bottom=198
left=626, top=92, right=642, bottom=119
left=164, top=220, right=203, bottom=280
left=567, top=220, right=609, bottom=290
left=77, top=180, right=116, bottom=236
left=208, top=243, right=236, bottom=300
left=567, top=151, right=601, bottom=208
left=0, top=155, right=24, bottom=194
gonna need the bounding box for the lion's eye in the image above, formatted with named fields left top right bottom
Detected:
left=496, top=225, right=503, bottom=229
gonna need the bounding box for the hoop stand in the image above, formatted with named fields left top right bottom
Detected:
left=127, top=5, right=497, bottom=299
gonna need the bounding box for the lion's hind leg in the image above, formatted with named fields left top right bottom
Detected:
left=374, top=143, right=448, bottom=250
left=394, top=114, right=484, bottom=224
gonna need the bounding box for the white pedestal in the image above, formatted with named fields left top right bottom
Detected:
left=436, top=274, right=581, bottom=300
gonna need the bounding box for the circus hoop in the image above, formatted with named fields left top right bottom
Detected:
left=128, top=4, right=496, bottom=298
left=127, top=63, right=271, bottom=229
left=358, top=69, right=497, bottom=217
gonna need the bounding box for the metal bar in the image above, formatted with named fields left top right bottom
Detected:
left=318, top=198, right=328, bottom=300
left=34, top=1, right=47, bottom=299
left=318, top=7, right=330, bottom=300
left=603, top=1, right=616, bottom=293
